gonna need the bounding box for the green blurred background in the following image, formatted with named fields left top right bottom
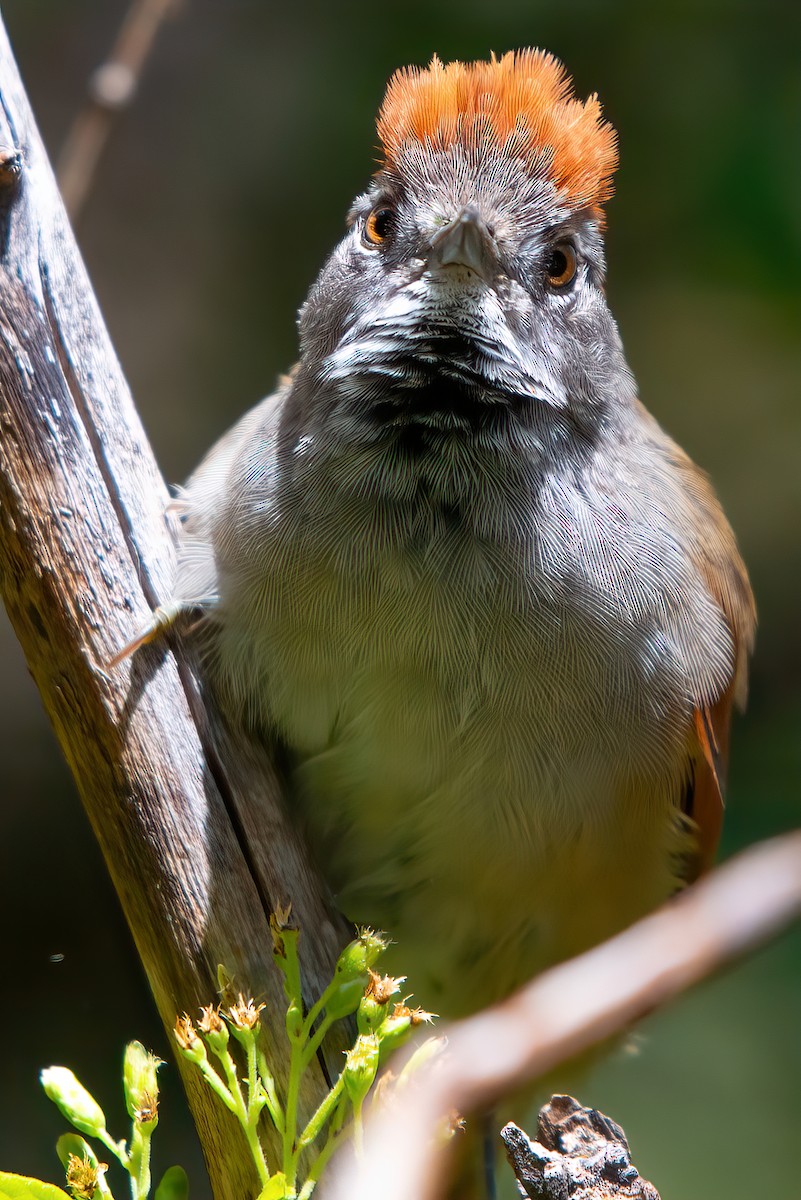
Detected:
left=0, top=1, right=799, bottom=1196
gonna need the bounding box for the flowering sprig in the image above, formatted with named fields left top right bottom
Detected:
left=20, top=1046, right=187, bottom=1200
left=172, top=915, right=436, bottom=1199
left=1, top=915, right=437, bottom=1200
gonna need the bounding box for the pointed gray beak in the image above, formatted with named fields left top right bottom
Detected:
left=427, top=208, right=497, bottom=282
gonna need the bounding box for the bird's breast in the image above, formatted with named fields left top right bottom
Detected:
left=211, top=444, right=731, bottom=1006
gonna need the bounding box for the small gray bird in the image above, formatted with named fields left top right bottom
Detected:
left=160, top=50, right=755, bottom=1020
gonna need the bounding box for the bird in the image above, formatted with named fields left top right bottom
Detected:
left=164, top=49, right=755, bottom=1030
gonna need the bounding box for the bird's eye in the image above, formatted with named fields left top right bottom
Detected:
left=545, top=241, right=578, bottom=289
left=364, top=207, right=394, bottom=246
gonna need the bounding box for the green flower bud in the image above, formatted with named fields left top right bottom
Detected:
left=375, top=1011, right=412, bottom=1059
left=41, top=1067, right=107, bottom=1139
left=343, top=1033, right=380, bottom=1108
left=357, top=993, right=388, bottom=1035
left=285, top=999, right=304, bottom=1041
left=334, top=929, right=389, bottom=981
left=325, top=975, right=368, bottom=1021
left=123, top=1041, right=163, bottom=1127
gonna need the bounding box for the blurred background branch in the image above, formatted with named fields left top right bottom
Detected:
left=333, top=832, right=801, bottom=1200
left=56, top=0, right=182, bottom=222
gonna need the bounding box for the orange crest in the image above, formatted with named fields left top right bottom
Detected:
left=376, top=50, right=618, bottom=213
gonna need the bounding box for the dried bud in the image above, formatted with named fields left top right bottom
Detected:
left=123, top=1041, right=163, bottom=1127
left=198, top=1003, right=230, bottom=1053
left=343, top=1033, right=381, bottom=1108
left=198, top=1003, right=224, bottom=1035
left=375, top=1002, right=436, bottom=1060
left=394, top=1002, right=436, bottom=1027
left=366, top=971, right=405, bottom=1004
left=359, top=971, right=407, bottom=1033
left=41, top=1067, right=107, bottom=1139
left=270, top=903, right=297, bottom=957
left=227, top=993, right=265, bottom=1032
left=66, top=1151, right=107, bottom=1199
left=173, top=1014, right=207, bottom=1063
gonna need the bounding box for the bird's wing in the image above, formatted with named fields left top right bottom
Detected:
left=173, top=379, right=291, bottom=610
left=666, top=437, right=757, bottom=878
left=109, top=378, right=292, bottom=668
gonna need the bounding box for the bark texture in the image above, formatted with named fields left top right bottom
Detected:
left=0, top=15, right=349, bottom=1198
left=502, top=1097, right=661, bottom=1199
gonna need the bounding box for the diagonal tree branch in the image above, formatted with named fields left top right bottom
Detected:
left=0, top=13, right=349, bottom=1198
left=332, top=831, right=801, bottom=1200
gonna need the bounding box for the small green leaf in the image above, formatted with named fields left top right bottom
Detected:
left=256, top=1173, right=290, bottom=1200
left=154, top=1165, right=189, bottom=1200
left=55, top=1134, right=97, bottom=1171
left=0, top=1174, right=71, bottom=1200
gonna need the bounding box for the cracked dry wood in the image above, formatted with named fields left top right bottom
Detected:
left=0, top=14, right=349, bottom=1198
left=502, top=1097, right=661, bottom=1199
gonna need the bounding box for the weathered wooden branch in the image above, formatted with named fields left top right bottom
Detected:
left=0, top=15, right=349, bottom=1198
left=332, top=831, right=801, bottom=1200
left=502, top=1097, right=661, bottom=1199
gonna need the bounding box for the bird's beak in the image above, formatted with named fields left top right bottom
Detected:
left=427, top=208, right=497, bottom=282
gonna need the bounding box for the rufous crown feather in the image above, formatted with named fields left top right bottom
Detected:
left=376, top=49, right=618, bottom=214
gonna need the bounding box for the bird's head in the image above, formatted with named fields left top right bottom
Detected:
left=298, top=51, right=633, bottom=451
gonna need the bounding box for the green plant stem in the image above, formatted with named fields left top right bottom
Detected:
left=246, top=1037, right=259, bottom=1114
left=297, top=1104, right=352, bottom=1200
left=300, top=980, right=338, bottom=1041
left=280, top=938, right=305, bottom=1189
left=299, top=1014, right=335, bottom=1072
left=128, top=1125, right=153, bottom=1200
left=296, top=1076, right=344, bottom=1153
left=257, top=1050, right=284, bottom=1134
left=282, top=1035, right=303, bottom=1188
left=195, top=1058, right=238, bottom=1115
left=218, top=1040, right=270, bottom=1186
left=96, top=1129, right=130, bottom=1169
left=351, top=1096, right=365, bottom=1159
left=96, top=1170, right=116, bottom=1200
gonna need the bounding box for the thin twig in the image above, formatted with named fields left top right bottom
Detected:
left=57, top=0, right=182, bottom=221
left=332, top=831, right=801, bottom=1200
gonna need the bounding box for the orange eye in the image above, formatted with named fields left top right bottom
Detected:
left=545, top=241, right=578, bottom=289
left=364, top=207, right=394, bottom=245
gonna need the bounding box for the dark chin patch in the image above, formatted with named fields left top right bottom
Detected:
left=354, top=328, right=528, bottom=438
